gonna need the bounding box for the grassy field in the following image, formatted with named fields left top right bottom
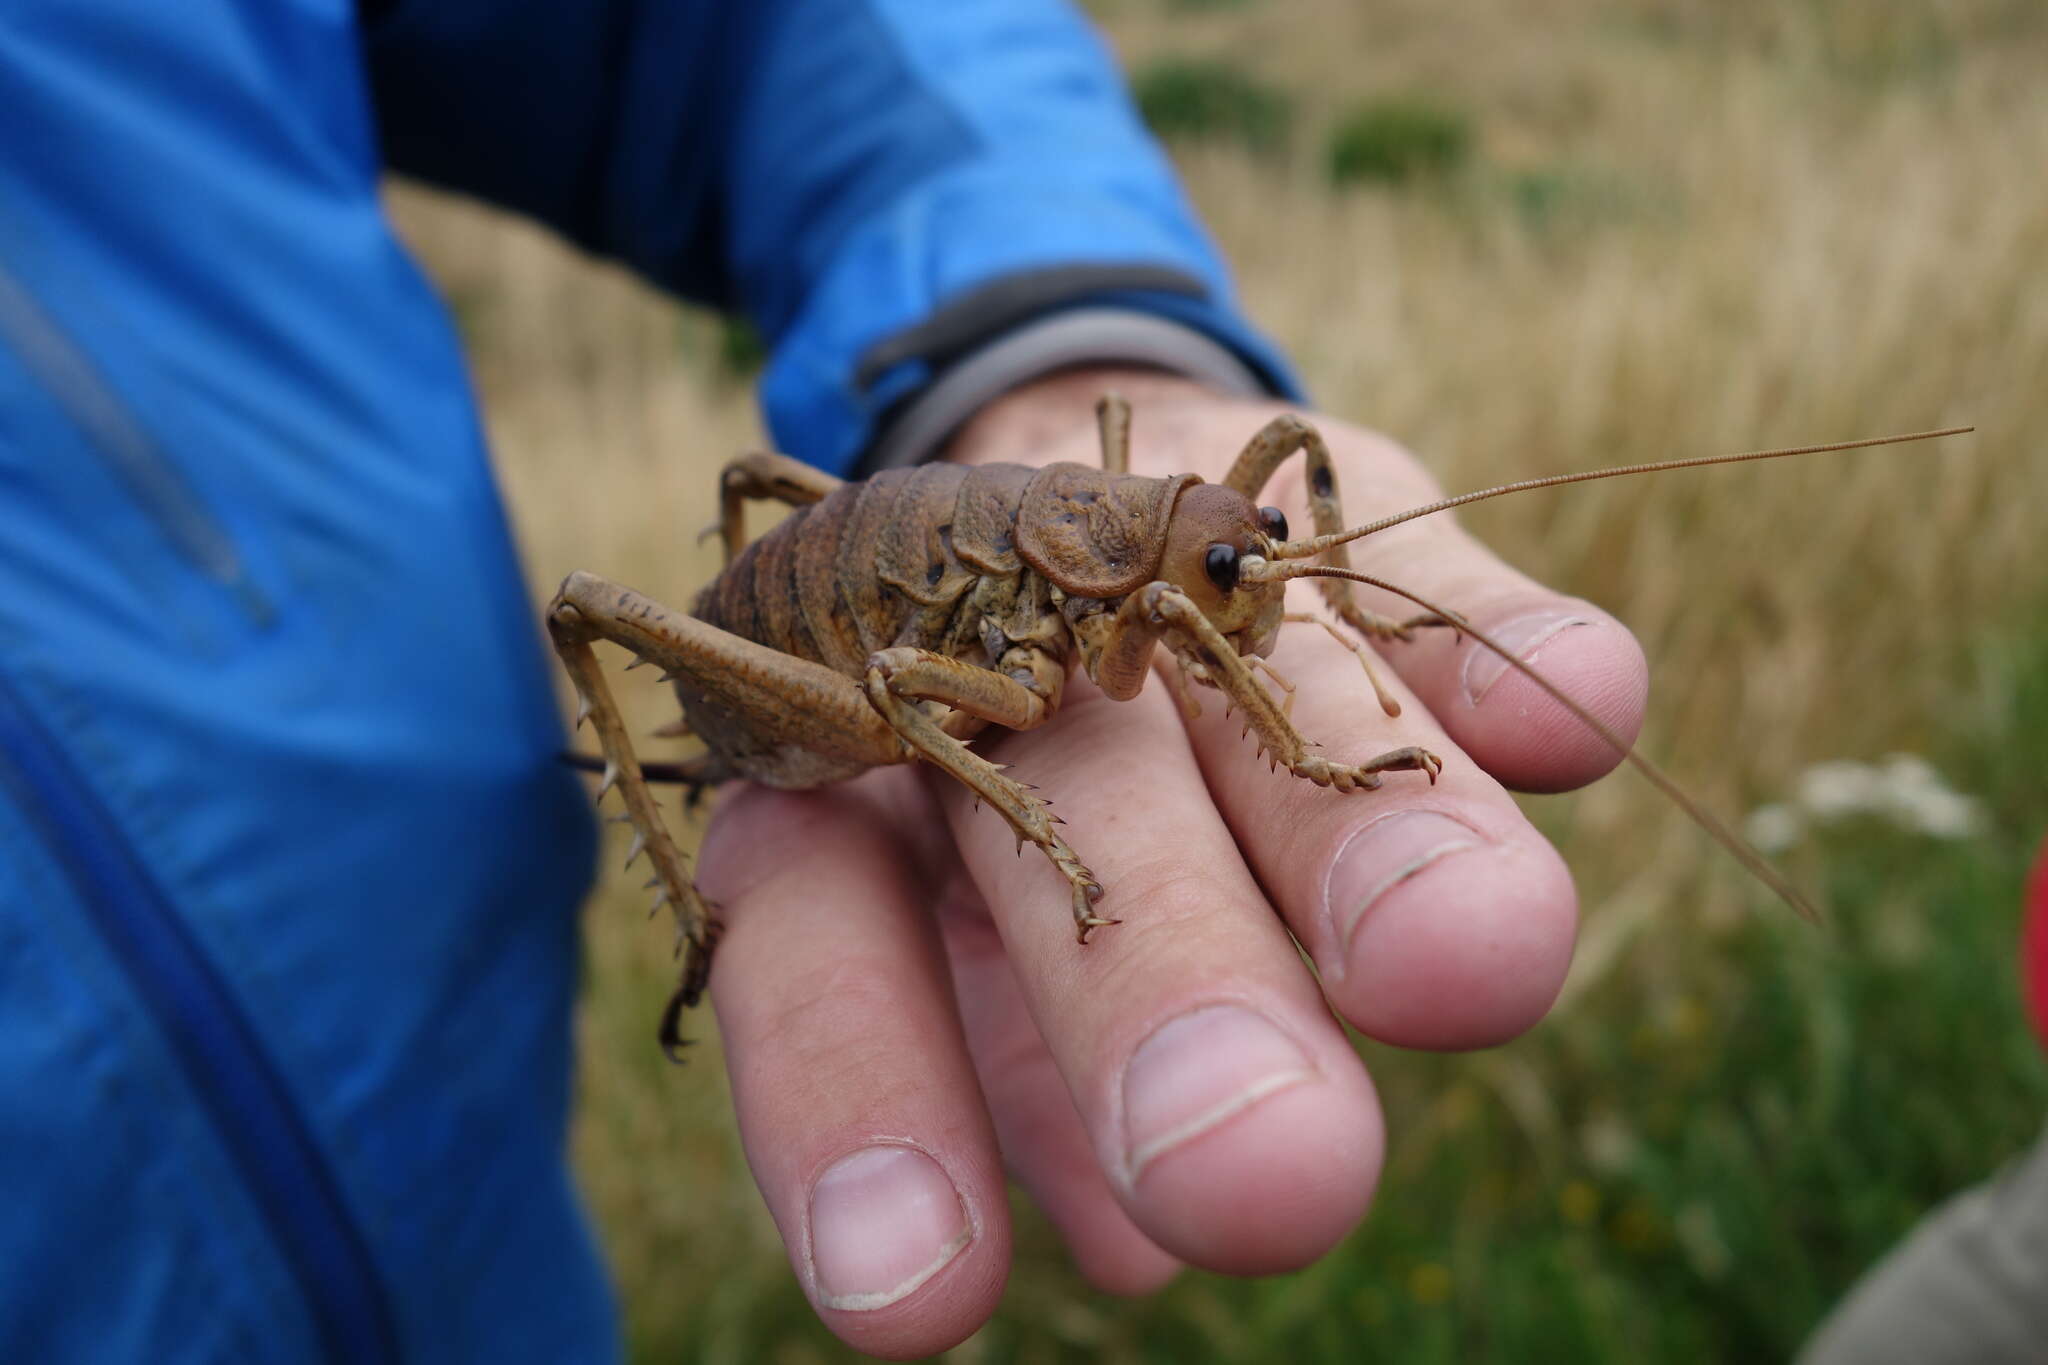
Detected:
left=389, top=0, right=2048, bottom=1358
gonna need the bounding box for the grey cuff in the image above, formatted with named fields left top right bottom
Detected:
left=858, top=308, right=1272, bottom=473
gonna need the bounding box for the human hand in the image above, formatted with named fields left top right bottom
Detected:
left=693, top=368, right=1648, bottom=1358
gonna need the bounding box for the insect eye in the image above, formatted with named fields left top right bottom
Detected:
left=1204, top=543, right=1241, bottom=593
left=1257, top=506, right=1288, bottom=541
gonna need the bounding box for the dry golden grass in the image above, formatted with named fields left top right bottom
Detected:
left=388, top=0, right=2047, bottom=1355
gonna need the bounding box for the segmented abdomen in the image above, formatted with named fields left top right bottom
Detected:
left=691, top=461, right=1039, bottom=676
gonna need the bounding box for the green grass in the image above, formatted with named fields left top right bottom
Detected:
left=1326, top=97, right=1474, bottom=187
left=713, top=316, right=765, bottom=381
left=1132, top=58, right=1293, bottom=153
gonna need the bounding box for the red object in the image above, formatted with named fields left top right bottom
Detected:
left=2026, top=835, right=2048, bottom=1053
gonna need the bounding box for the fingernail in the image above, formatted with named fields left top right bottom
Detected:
left=1122, top=1005, right=1315, bottom=1183
left=1462, top=611, right=1593, bottom=704
left=1326, top=810, right=1483, bottom=959
left=808, top=1145, right=971, bottom=1312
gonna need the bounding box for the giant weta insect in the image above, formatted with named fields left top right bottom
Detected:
left=547, top=397, right=1968, bottom=1056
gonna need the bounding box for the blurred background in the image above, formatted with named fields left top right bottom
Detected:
left=388, top=0, right=2047, bottom=1358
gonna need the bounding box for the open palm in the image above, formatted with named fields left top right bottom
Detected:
left=692, top=370, right=1649, bottom=1359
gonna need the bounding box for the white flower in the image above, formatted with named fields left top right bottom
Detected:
left=1795, top=760, right=1886, bottom=819
left=1744, top=802, right=1806, bottom=855
left=1745, top=753, right=1982, bottom=851
left=1893, top=786, right=1983, bottom=839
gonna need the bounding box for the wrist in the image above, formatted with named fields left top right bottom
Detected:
left=945, top=367, right=1238, bottom=467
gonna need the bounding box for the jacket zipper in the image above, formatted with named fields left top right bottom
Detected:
left=0, top=662, right=397, bottom=1360
left=0, top=259, right=274, bottom=625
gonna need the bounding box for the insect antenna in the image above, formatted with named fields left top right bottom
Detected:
left=1245, top=424, right=1975, bottom=922
left=1242, top=557, right=1823, bottom=922
left=1269, top=427, right=1973, bottom=561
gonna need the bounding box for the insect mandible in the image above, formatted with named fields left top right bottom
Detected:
left=546, top=395, right=1968, bottom=1057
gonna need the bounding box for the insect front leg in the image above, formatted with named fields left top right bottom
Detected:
left=862, top=645, right=1114, bottom=941
left=1091, top=582, right=1442, bottom=793
left=1222, top=414, right=1450, bottom=644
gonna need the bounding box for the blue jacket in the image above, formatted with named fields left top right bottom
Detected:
left=0, top=2, right=1293, bottom=1359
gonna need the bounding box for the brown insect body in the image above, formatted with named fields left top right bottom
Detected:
left=683, top=460, right=1249, bottom=791
left=546, top=400, right=1969, bottom=1056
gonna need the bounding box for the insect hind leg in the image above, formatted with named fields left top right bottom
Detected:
left=547, top=570, right=907, bottom=1054
left=547, top=588, right=729, bottom=1060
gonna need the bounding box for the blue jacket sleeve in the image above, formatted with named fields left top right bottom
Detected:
left=362, top=1, right=1302, bottom=474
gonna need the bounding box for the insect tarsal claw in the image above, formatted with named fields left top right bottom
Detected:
left=1074, top=913, right=1119, bottom=943
left=657, top=994, right=696, bottom=1064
